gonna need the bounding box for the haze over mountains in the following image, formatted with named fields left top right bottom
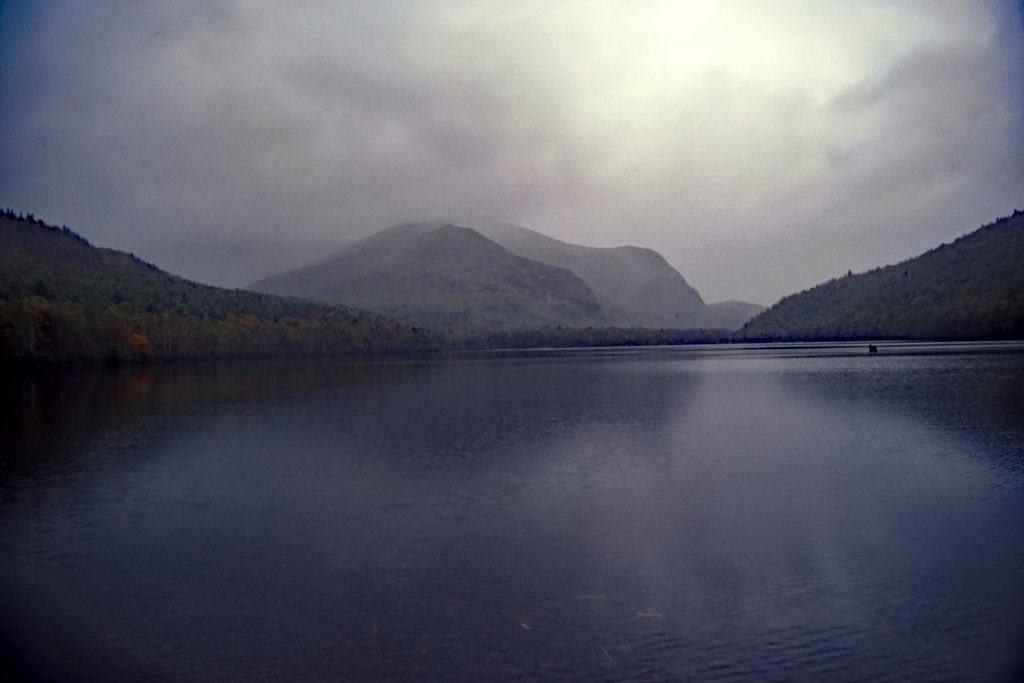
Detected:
left=143, top=236, right=342, bottom=291
left=2, top=206, right=1022, bottom=365
left=251, top=223, right=764, bottom=330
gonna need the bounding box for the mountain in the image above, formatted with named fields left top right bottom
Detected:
left=251, top=223, right=607, bottom=330
left=481, top=224, right=763, bottom=329
left=742, top=210, right=1024, bottom=340
left=0, top=210, right=435, bottom=362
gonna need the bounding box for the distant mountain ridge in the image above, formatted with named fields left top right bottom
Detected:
left=707, top=300, right=768, bottom=325
left=482, top=224, right=714, bottom=328
left=742, top=210, right=1024, bottom=340
left=254, top=222, right=764, bottom=331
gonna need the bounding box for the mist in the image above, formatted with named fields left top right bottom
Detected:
left=1, top=0, right=1021, bottom=303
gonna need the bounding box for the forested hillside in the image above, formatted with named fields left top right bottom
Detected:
left=742, top=211, right=1024, bottom=340
left=0, top=211, right=438, bottom=362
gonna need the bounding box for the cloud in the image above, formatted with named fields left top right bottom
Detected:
left=1, top=0, right=1020, bottom=301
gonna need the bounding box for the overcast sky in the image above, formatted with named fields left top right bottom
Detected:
left=1, top=1, right=1021, bottom=303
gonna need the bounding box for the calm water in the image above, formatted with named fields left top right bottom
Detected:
left=1, top=342, right=1023, bottom=680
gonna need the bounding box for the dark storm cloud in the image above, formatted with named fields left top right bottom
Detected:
left=1, top=1, right=1021, bottom=301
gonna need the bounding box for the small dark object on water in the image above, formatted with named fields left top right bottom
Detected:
left=868, top=344, right=878, bottom=354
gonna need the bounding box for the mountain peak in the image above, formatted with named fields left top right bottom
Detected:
left=252, top=220, right=765, bottom=331
left=251, top=221, right=606, bottom=330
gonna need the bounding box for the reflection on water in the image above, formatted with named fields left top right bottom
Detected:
left=1, top=344, right=1023, bottom=680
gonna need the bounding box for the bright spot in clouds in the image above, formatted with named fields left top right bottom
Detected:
left=0, top=0, right=1020, bottom=302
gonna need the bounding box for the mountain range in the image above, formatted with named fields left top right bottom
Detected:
left=251, top=222, right=764, bottom=330
left=3, top=206, right=1022, bottom=364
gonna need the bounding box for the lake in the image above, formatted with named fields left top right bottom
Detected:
left=2, top=342, right=1023, bottom=680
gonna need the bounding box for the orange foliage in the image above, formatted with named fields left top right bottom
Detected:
left=131, top=332, right=155, bottom=357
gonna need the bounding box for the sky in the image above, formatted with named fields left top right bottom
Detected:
left=1, top=0, right=1022, bottom=304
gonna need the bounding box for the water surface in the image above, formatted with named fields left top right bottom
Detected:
left=2, top=342, right=1023, bottom=680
